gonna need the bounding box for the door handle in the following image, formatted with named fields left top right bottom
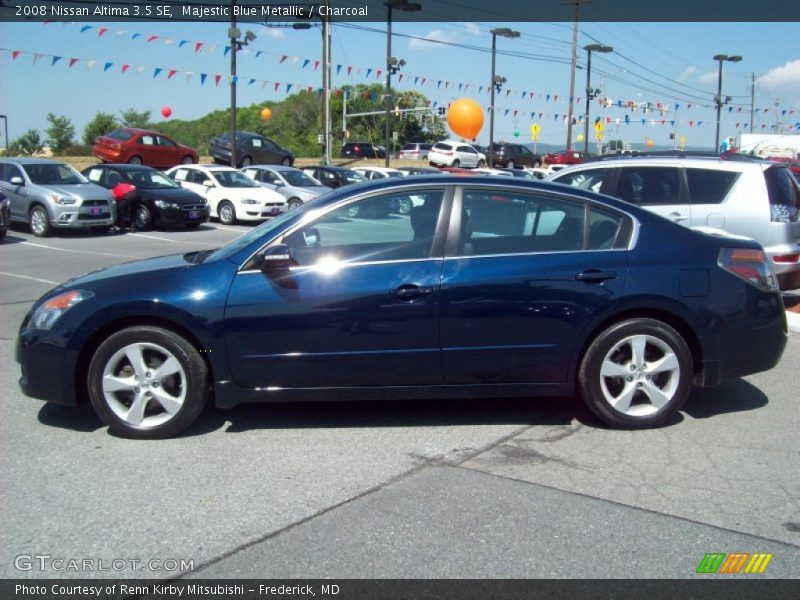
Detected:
left=576, top=269, right=617, bottom=283
left=390, top=284, right=433, bottom=302
left=668, top=212, right=688, bottom=222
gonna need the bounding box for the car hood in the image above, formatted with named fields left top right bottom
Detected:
left=140, top=187, right=205, bottom=204
left=61, top=253, right=194, bottom=288
left=41, top=183, right=112, bottom=200
left=287, top=185, right=329, bottom=198
left=221, top=186, right=286, bottom=202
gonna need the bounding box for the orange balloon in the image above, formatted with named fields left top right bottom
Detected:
left=261, top=108, right=272, bottom=121
left=447, top=98, right=484, bottom=140
left=646, top=138, right=654, bottom=148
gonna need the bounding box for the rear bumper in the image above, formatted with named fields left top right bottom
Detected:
left=93, top=148, right=122, bottom=163
left=155, top=205, right=210, bottom=226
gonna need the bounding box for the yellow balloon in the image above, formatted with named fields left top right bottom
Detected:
left=446, top=98, right=484, bottom=140
left=261, top=108, right=272, bottom=121
left=577, top=133, right=585, bottom=142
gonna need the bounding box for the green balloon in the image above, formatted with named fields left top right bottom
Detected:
left=513, top=130, right=520, bottom=137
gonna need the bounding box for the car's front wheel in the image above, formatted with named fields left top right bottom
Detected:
left=87, top=326, right=209, bottom=439
left=281, top=157, right=292, bottom=166
left=133, top=204, right=153, bottom=231
left=217, top=201, right=236, bottom=225
left=287, top=198, right=303, bottom=210
left=181, top=156, right=194, bottom=165
left=578, top=318, right=693, bottom=429
left=396, top=197, right=413, bottom=215
left=29, top=205, right=51, bottom=237
left=128, top=156, right=142, bottom=165
left=507, top=160, right=516, bottom=169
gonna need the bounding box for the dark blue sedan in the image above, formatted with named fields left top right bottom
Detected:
left=16, top=176, right=788, bottom=438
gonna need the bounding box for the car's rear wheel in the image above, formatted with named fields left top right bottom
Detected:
left=533, top=159, right=542, bottom=168
left=578, top=318, right=693, bottom=429
left=133, top=204, right=153, bottom=231
left=477, top=159, right=485, bottom=168
left=87, top=326, right=208, bottom=439
left=281, top=157, right=292, bottom=166
left=507, top=160, right=516, bottom=169
left=218, top=201, right=236, bottom=225
left=452, top=159, right=460, bottom=167
left=287, top=198, right=303, bottom=211
left=29, top=205, right=51, bottom=237
left=181, top=156, right=194, bottom=165
left=240, top=156, right=252, bottom=168
left=128, top=156, right=142, bottom=165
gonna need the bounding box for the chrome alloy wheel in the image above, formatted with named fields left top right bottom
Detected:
left=30, top=207, right=48, bottom=235
left=598, top=334, right=680, bottom=417
left=101, top=342, right=187, bottom=428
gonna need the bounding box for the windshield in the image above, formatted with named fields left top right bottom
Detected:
left=343, top=170, right=367, bottom=184
left=128, top=170, right=180, bottom=190
left=24, top=163, right=88, bottom=185
left=211, top=170, right=259, bottom=188
left=282, top=170, right=320, bottom=187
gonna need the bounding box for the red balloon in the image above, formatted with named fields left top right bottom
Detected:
left=161, top=106, right=172, bottom=119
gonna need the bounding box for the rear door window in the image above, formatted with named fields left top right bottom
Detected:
left=615, top=167, right=681, bottom=206
left=764, top=166, right=800, bottom=222
left=553, top=168, right=606, bottom=193
left=686, top=168, right=739, bottom=204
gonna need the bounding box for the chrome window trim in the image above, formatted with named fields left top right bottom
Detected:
left=238, top=257, right=442, bottom=276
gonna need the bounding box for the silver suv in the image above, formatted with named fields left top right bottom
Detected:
left=0, top=158, right=116, bottom=237
left=548, top=153, right=800, bottom=290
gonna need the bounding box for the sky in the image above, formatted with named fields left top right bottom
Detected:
left=1, top=15, right=799, bottom=151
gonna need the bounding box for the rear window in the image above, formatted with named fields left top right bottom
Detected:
left=764, top=166, right=800, bottom=222
left=433, top=143, right=452, bottom=151
left=421, top=144, right=432, bottom=150
left=108, top=130, right=134, bottom=141
left=402, top=144, right=417, bottom=150
left=686, top=168, right=739, bottom=204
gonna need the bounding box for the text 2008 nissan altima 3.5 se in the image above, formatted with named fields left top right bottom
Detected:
left=16, top=176, right=788, bottom=438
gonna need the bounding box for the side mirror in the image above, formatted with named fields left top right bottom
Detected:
left=275, top=180, right=284, bottom=187
left=202, top=179, right=214, bottom=187
left=10, top=176, right=24, bottom=186
left=260, top=244, right=292, bottom=272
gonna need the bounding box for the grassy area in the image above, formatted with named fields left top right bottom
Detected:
left=60, top=156, right=433, bottom=172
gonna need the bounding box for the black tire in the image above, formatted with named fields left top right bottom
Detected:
left=281, top=157, right=292, bottom=166
left=29, top=204, right=51, bottom=237
left=287, top=198, right=303, bottom=211
left=133, top=204, right=153, bottom=231
left=128, top=155, right=143, bottom=165
left=578, top=318, right=693, bottom=429
left=507, top=160, right=516, bottom=169
left=477, top=159, right=485, bottom=168
left=452, top=159, right=460, bottom=167
left=0, top=227, right=7, bottom=241
left=87, top=326, right=209, bottom=439
left=240, top=156, right=252, bottom=168
left=91, top=226, right=112, bottom=234
left=218, top=200, right=236, bottom=225
left=181, top=156, right=195, bottom=165
left=533, top=160, right=542, bottom=168
left=396, top=198, right=413, bottom=215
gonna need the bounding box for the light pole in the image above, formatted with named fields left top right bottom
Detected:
left=0, top=115, right=8, bottom=152
left=583, top=44, right=612, bottom=155
left=488, top=27, right=519, bottom=167
left=713, top=53, right=742, bottom=152
left=229, top=1, right=256, bottom=167
left=385, top=0, right=421, bottom=167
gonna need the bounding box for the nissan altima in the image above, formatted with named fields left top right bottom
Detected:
left=16, top=176, right=787, bottom=438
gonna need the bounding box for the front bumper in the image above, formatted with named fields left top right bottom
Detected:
left=16, top=325, right=76, bottom=405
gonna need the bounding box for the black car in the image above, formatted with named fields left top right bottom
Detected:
left=490, top=142, right=542, bottom=169
left=0, top=191, right=8, bottom=240
left=82, top=164, right=209, bottom=230
left=301, top=166, right=367, bottom=189
left=209, top=132, right=294, bottom=168
left=340, top=142, right=386, bottom=159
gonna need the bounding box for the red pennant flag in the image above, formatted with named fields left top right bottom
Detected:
left=121, top=64, right=130, bottom=74
left=279, top=55, right=288, bottom=64
left=377, top=69, right=382, bottom=79
left=689, top=120, right=694, bottom=128
left=314, top=60, right=320, bottom=70
left=168, top=69, right=177, bottom=79
left=347, top=66, right=352, bottom=76
left=12, top=50, right=20, bottom=60
left=735, top=123, right=740, bottom=128
left=505, top=89, right=511, bottom=96
left=214, top=74, right=221, bottom=86
left=445, top=81, right=449, bottom=89
left=606, top=117, right=611, bottom=124
left=147, top=35, right=159, bottom=43
left=69, top=58, right=78, bottom=67
left=513, top=110, right=518, bottom=118
left=274, top=82, right=280, bottom=91
left=306, top=86, right=313, bottom=95
left=195, top=42, right=203, bottom=52
left=539, top=113, right=543, bottom=119
left=98, top=27, right=108, bottom=37
left=398, top=74, right=404, bottom=82
left=421, top=78, right=426, bottom=85
left=554, top=95, right=559, bottom=102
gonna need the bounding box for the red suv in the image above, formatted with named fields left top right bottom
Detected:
left=544, top=149, right=587, bottom=166
left=93, top=128, right=198, bottom=169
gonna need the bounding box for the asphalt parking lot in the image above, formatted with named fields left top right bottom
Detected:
left=0, top=222, right=798, bottom=579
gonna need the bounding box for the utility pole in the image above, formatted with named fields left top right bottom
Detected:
left=774, top=97, right=781, bottom=133
left=750, top=73, right=755, bottom=134
left=229, top=0, right=237, bottom=167
left=322, top=1, right=331, bottom=165
left=564, top=0, right=590, bottom=152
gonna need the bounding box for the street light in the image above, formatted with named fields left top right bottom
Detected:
left=229, top=0, right=257, bottom=167
left=488, top=27, right=519, bottom=167
left=0, top=115, right=8, bottom=153
left=713, top=53, right=742, bottom=151
left=583, top=43, right=612, bottom=155
left=385, top=0, right=421, bottom=167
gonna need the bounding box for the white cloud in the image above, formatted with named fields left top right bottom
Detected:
left=758, top=59, right=800, bottom=90
left=462, top=23, right=482, bottom=36
left=408, top=29, right=456, bottom=50
left=697, top=70, right=719, bottom=85
left=262, top=28, right=283, bottom=39
left=677, top=66, right=696, bottom=82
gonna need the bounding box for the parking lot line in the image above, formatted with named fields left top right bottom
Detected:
left=20, top=241, right=142, bottom=259
left=131, top=233, right=207, bottom=245
left=0, top=271, right=59, bottom=285
left=209, top=224, right=252, bottom=233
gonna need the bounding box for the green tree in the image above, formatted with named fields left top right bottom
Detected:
left=8, top=129, right=44, bottom=156
left=119, top=108, right=152, bottom=129
left=82, top=112, right=118, bottom=145
left=44, top=113, right=76, bottom=155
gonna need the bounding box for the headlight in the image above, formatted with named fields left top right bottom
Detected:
left=52, top=195, right=76, bottom=205
left=29, top=290, right=94, bottom=330
left=241, top=199, right=259, bottom=205
left=154, top=199, right=167, bottom=209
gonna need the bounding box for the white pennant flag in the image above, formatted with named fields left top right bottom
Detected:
left=86, top=59, right=97, bottom=69
left=207, top=44, right=217, bottom=53
left=185, top=71, right=194, bottom=83
left=136, top=65, right=145, bottom=74
left=33, top=53, right=42, bottom=65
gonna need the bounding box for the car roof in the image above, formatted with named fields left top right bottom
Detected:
left=0, top=157, right=70, bottom=165
left=115, top=127, right=162, bottom=135
left=560, top=154, right=771, bottom=171
left=85, top=163, right=158, bottom=172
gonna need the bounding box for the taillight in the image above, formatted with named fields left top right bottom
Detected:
left=770, top=204, right=799, bottom=222
left=773, top=253, right=800, bottom=264
left=718, top=248, right=779, bottom=292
